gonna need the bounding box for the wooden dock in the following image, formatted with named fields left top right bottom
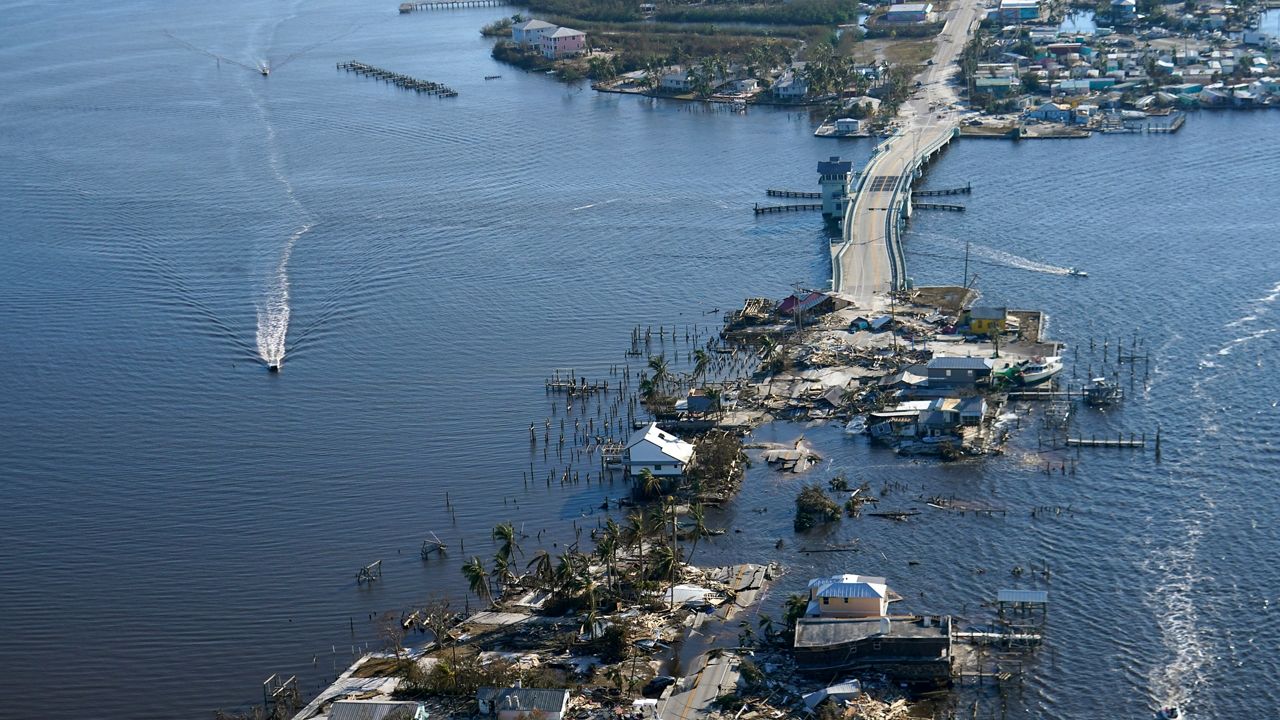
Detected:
left=766, top=189, right=822, bottom=199
left=754, top=203, right=822, bottom=214
left=1066, top=435, right=1146, bottom=448
left=337, top=60, right=458, bottom=97
left=912, top=201, right=965, bottom=211
left=400, top=0, right=503, bottom=11
left=914, top=183, right=971, bottom=196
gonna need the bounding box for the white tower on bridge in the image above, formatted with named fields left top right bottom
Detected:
left=817, top=156, right=853, bottom=223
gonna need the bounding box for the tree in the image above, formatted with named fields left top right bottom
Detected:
left=1021, top=71, right=1043, bottom=94
left=783, top=592, right=809, bottom=632
left=685, top=503, right=709, bottom=561
left=526, top=549, right=555, bottom=592
left=462, top=556, right=493, bottom=607
left=492, top=522, right=522, bottom=562
left=639, top=467, right=664, bottom=498
left=692, top=349, right=710, bottom=379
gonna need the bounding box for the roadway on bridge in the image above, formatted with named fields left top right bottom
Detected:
left=833, top=0, right=987, bottom=306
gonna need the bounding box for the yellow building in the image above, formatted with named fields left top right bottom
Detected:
left=965, top=306, right=1007, bottom=336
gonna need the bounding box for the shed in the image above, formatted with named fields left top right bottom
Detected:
left=964, top=306, right=1007, bottom=335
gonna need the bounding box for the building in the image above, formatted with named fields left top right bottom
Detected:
left=816, top=155, right=853, bottom=220
left=1111, top=0, right=1136, bottom=21
left=1026, top=101, right=1074, bottom=123
left=958, top=396, right=987, bottom=426
left=512, top=19, right=557, bottom=46
left=772, top=69, right=809, bottom=99
left=622, top=423, right=695, bottom=478
left=328, top=701, right=429, bottom=720
left=477, top=688, right=571, bottom=720
left=778, top=291, right=835, bottom=319
left=964, top=306, right=1007, bottom=335
left=729, top=78, right=759, bottom=94
left=926, top=356, right=993, bottom=388
left=793, top=615, right=953, bottom=683
left=974, top=75, right=1018, bottom=98
left=660, top=66, right=691, bottom=92
left=805, top=574, right=889, bottom=617
left=995, top=0, right=1040, bottom=22
left=883, top=2, right=934, bottom=23
left=541, top=27, right=586, bottom=59
left=834, top=117, right=862, bottom=134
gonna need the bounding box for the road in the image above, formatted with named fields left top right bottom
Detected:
left=658, top=652, right=741, bottom=720
left=832, top=0, right=987, bottom=306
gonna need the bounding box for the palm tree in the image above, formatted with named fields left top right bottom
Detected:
left=625, top=510, right=648, bottom=581
left=783, top=592, right=809, bottom=632
left=692, top=349, right=710, bottom=379
left=492, top=522, right=522, bottom=562
left=555, top=550, right=586, bottom=596
left=526, top=549, right=554, bottom=592
left=639, top=467, right=664, bottom=498
left=462, top=556, right=493, bottom=607
left=648, top=354, right=670, bottom=391
left=704, top=386, right=723, bottom=419
left=685, top=503, right=709, bottom=561
left=757, top=613, right=777, bottom=643
left=492, top=552, right=515, bottom=589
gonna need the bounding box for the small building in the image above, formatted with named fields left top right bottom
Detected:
left=778, top=291, right=835, bottom=319
left=512, top=19, right=557, bottom=46
left=883, top=2, right=934, bottom=23
left=964, top=306, right=1007, bottom=335
left=816, top=156, right=853, bottom=220
left=974, top=75, right=1018, bottom=98
left=541, top=27, right=586, bottom=59
left=995, top=0, right=1040, bottom=21
left=958, top=396, right=987, bottom=426
left=793, top=616, right=953, bottom=683
left=674, top=388, right=717, bottom=415
left=1111, top=0, right=1136, bottom=20
left=1026, top=101, right=1074, bottom=123
left=920, top=397, right=962, bottom=435
left=478, top=687, right=571, bottom=720
left=329, top=701, right=428, bottom=720
left=806, top=574, right=889, bottom=618
left=834, top=117, right=862, bottom=134
left=729, top=78, right=759, bottom=94
left=926, top=356, right=993, bottom=387
left=622, top=423, right=695, bottom=478
left=660, top=66, right=691, bottom=92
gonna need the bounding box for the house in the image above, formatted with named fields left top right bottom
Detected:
left=477, top=687, right=571, bottom=720
left=674, top=388, right=717, bottom=415
left=883, top=2, right=934, bottom=23
left=793, top=615, right=953, bottom=683
left=816, top=156, right=853, bottom=219
left=835, top=117, right=862, bottom=133
left=964, top=306, right=1007, bottom=335
left=328, top=701, right=430, bottom=720
left=778, top=291, right=834, bottom=319
left=660, top=66, right=691, bottom=92
left=975, top=75, right=1018, bottom=98
left=919, top=397, right=962, bottom=436
left=925, top=356, right=993, bottom=387
left=1111, top=0, right=1136, bottom=21
left=512, top=19, right=556, bottom=46
left=622, top=423, right=695, bottom=478
left=995, top=0, right=1040, bottom=22
left=541, top=27, right=586, bottom=59
left=958, top=396, right=988, bottom=426
left=772, top=69, right=809, bottom=99
left=729, top=78, right=759, bottom=94
left=805, top=574, right=889, bottom=617
left=1026, top=101, right=1074, bottom=123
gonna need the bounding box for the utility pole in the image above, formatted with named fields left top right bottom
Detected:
left=964, top=240, right=970, bottom=288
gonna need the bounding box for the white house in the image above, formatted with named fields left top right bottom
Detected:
left=622, top=423, right=695, bottom=478
left=834, top=117, right=862, bottom=133
left=1026, top=101, right=1074, bottom=123
left=512, top=19, right=556, bottom=46
left=477, top=688, right=570, bottom=720
left=772, top=69, right=809, bottom=99
left=660, top=66, right=692, bottom=92
left=805, top=574, right=889, bottom=618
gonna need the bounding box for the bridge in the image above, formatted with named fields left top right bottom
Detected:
left=831, top=0, right=987, bottom=307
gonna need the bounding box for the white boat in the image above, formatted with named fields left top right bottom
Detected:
left=1155, top=706, right=1180, bottom=720
left=259, top=61, right=270, bottom=76
left=1083, top=376, right=1122, bottom=406
left=1016, top=356, right=1063, bottom=385
left=1067, top=267, right=1087, bottom=277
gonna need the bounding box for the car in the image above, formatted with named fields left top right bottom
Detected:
left=926, top=59, right=934, bottom=65
left=643, top=676, right=677, bottom=698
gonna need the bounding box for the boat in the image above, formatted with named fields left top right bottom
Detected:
left=484, top=74, right=502, bottom=80
left=1155, top=706, right=1180, bottom=720
left=1067, top=267, right=1087, bottom=277
left=1015, top=356, right=1063, bottom=386
left=844, top=415, right=867, bottom=435
left=1083, top=376, right=1123, bottom=406
left=259, top=61, right=270, bottom=76
left=268, top=362, right=280, bottom=373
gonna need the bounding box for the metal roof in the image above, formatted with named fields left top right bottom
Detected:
left=514, top=19, right=556, bottom=30
left=477, top=688, right=570, bottom=714
left=927, top=356, right=992, bottom=371
left=328, top=701, right=425, bottom=720
left=997, top=589, right=1049, bottom=604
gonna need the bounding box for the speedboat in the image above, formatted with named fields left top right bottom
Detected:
left=1016, top=356, right=1063, bottom=386
left=1155, top=706, right=1180, bottom=720
left=259, top=62, right=270, bottom=76
left=268, top=362, right=280, bottom=373
left=1067, top=268, right=1088, bottom=277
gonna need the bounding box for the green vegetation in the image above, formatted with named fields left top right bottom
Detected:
left=794, top=484, right=841, bottom=531
left=655, top=0, right=863, bottom=26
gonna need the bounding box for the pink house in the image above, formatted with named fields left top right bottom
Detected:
left=541, top=27, right=586, bottom=59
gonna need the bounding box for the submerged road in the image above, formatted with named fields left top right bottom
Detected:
left=832, top=0, right=987, bottom=305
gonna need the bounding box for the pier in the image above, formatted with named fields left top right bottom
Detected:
left=914, top=183, right=972, bottom=196
left=912, top=201, right=965, bottom=211
left=831, top=0, right=987, bottom=306
left=337, top=60, right=458, bottom=97
left=400, top=0, right=503, bottom=11
left=766, top=189, right=822, bottom=198
left=755, top=203, right=822, bottom=214
left=1066, top=435, right=1147, bottom=448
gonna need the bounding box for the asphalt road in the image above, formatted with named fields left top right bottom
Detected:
left=833, top=0, right=987, bottom=306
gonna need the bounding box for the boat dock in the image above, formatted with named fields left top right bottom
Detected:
left=912, top=201, right=965, bottom=211
left=755, top=203, right=822, bottom=214
left=336, top=60, right=458, bottom=97
left=400, top=0, right=503, bottom=11
left=1065, top=435, right=1148, bottom=449
left=914, top=183, right=971, bottom=196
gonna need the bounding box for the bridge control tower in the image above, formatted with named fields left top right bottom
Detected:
left=816, top=156, right=853, bottom=225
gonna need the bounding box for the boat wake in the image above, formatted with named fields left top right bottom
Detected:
left=1142, top=507, right=1213, bottom=716
left=916, top=232, right=1075, bottom=276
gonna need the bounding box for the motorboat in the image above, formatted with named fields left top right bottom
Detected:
left=1015, top=356, right=1063, bottom=386
left=259, top=61, right=270, bottom=76
left=1155, top=706, right=1180, bottom=720
left=1067, top=267, right=1088, bottom=277
left=268, top=362, right=280, bottom=373
left=1083, top=376, right=1123, bottom=406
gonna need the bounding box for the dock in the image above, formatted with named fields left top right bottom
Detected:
left=912, top=201, right=965, bottom=211
left=337, top=60, right=458, bottom=97
left=914, top=183, right=971, bottom=196
left=1066, top=435, right=1147, bottom=448
left=766, top=189, right=822, bottom=199
left=400, top=0, right=503, bottom=11
left=755, top=203, right=822, bottom=214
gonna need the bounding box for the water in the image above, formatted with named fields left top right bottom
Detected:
left=1, top=0, right=1277, bottom=718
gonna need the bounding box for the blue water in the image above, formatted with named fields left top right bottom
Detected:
left=2, top=0, right=1278, bottom=718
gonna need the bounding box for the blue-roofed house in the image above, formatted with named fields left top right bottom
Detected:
left=805, top=574, right=889, bottom=618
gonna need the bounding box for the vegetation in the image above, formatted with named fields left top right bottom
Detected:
left=480, top=15, right=521, bottom=37
left=655, top=0, right=863, bottom=26
left=492, top=40, right=554, bottom=72
left=398, top=651, right=564, bottom=697
left=794, top=484, right=841, bottom=531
